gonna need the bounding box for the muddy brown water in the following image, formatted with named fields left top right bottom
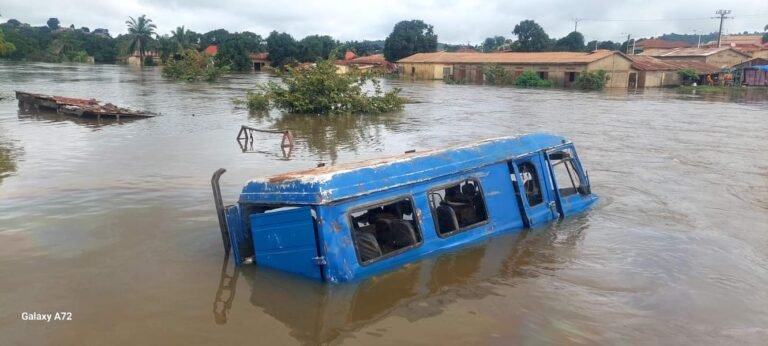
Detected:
left=1, top=61, right=767, bottom=345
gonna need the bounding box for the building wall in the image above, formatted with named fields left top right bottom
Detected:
left=641, top=71, right=681, bottom=88
left=400, top=54, right=635, bottom=88
left=587, top=54, right=634, bottom=88
left=705, top=50, right=750, bottom=68
left=752, top=50, right=768, bottom=59
left=398, top=63, right=451, bottom=79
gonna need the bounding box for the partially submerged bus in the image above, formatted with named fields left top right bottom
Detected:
left=211, top=133, right=597, bottom=282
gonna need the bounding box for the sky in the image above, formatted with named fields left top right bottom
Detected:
left=1, top=0, right=767, bottom=43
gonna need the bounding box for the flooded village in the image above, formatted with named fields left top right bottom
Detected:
left=1, top=3, right=768, bottom=346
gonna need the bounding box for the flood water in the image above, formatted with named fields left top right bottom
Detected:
left=1, top=61, right=767, bottom=345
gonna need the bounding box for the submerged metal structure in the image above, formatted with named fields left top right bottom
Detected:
left=212, top=133, right=598, bottom=282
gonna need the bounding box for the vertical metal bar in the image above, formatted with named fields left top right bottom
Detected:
left=211, top=168, right=231, bottom=253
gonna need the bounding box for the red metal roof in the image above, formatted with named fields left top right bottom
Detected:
left=204, top=45, right=218, bottom=55
left=249, top=52, right=269, bottom=61
left=344, top=51, right=357, bottom=60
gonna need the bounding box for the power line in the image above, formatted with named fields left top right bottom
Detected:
left=579, top=13, right=767, bottom=23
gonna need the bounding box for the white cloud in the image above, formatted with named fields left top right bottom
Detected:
left=1, top=0, right=766, bottom=43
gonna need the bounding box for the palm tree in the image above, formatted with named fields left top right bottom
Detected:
left=171, top=26, right=197, bottom=52
left=125, top=15, right=157, bottom=66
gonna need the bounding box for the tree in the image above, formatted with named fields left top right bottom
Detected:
left=586, top=40, right=621, bottom=51
left=677, top=68, right=699, bottom=85
left=383, top=20, right=438, bottom=62
left=482, top=36, right=506, bottom=52
left=763, top=33, right=768, bottom=44
left=217, top=32, right=262, bottom=71
left=5, top=19, right=21, bottom=27
left=266, top=31, right=299, bottom=67
left=554, top=31, right=584, bottom=52
left=512, top=20, right=550, bottom=52
left=298, top=35, right=337, bottom=62
left=0, top=29, right=16, bottom=56
left=200, top=29, right=230, bottom=47
left=163, top=49, right=228, bottom=82
left=125, top=15, right=156, bottom=66
left=171, top=26, right=198, bottom=52
left=47, top=18, right=60, bottom=30
left=513, top=70, right=552, bottom=87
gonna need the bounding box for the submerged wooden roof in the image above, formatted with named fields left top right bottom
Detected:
left=239, top=133, right=570, bottom=205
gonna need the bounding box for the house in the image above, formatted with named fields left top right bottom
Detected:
left=702, top=35, right=768, bottom=58
left=335, top=54, right=397, bottom=74
left=344, top=51, right=357, bottom=60
left=249, top=52, right=270, bottom=71
left=732, top=58, right=768, bottom=86
left=638, top=47, right=751, bottom=69
left=629, top=56, right=721, bottom=87
left=396, top=50, right=635, bottom=88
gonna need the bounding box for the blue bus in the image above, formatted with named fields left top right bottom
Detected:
left=212, top=133, right=597, bottom=282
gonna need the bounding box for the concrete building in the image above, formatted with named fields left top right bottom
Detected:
left=396, top=50, right=635, bottom=88
left=629, top=56, right=721, bottom=88
left=638, top=47, right=751, bottom=69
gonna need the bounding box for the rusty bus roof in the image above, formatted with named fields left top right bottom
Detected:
left=239, top=133, right=570, bottom=205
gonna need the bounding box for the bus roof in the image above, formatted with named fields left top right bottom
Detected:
left=239, top=133, right=569, bottom=205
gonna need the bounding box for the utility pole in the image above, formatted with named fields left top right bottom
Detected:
left=573, top=18, right=582, bottom=32
left=626, top=34, right=631, bottom=54
left=712, top=9, right=732, bottom=48
left=693, top=30, right=702, bottom=48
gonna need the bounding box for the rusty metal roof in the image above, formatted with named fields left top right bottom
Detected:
left=396, top=50, right=622, bottom=65
left=630, top=56, right=721, bottom=73
left=638, top=47, right=751, bottom=58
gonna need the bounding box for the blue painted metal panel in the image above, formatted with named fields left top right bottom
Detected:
left=250, top=207, right=322, bottom=280
left=512, top=154, right=558, bottom=227
left=225, top=206, right=245, bottom=265
left=545, top=146, right=598, bottom=217
left=239, top=133, right=570, bottom=205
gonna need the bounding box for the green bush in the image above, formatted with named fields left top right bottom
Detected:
left=513, top=70, right=552, bottom=88
left=574, top=70, right=610, bottom=90
left=677, top=68, right=699, bottom=85
left=162, top=49, right=229, bottom=82
left=483, top=64, right=513, bottom=85
left=245, top=57, right=406, bottom=115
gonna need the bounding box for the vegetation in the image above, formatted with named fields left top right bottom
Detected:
left=0, top=29, right=16, bottom=56
left=512, top=20, right=550, bottom=52
left=574, top=70, right=610, bottom=90
left=513, top=70, right=552, bottom=88
left=483, top=64, right=513, bottom=85
left=162, top=49, right=228, bottom=81
left=245, top=57, right=406, bottom=115
left=383, top=20, right=438, bottom=62
left=46, top=18, right=60, bottom=30
left=554, top=32, right=585, bottom=52
left=217, top=32, right=264, bottom=71
left=125, top=15, right=156, bottom=66
left=677, top=68, right=699, bottom=85
left=482, top=36, right=506, bottom=52
left=266, top=31, right=299, bottom=67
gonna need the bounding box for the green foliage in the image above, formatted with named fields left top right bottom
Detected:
left=340, top=40, right=383, bottom=56
left=162, top=49, right=228, bottom=82
left=512, top=20, right=550, bottom=52
left=554, top=31, right=585, bottom=51
left=299, top=35, right=337, bottom=62
left=482, top=36, right=506, bottom=52
left=513, top=70, right=552, bottom=88
left=383, top=20, right=438, bottom=62
left=483, top=64, right=513, bottom=85
left=574, top=70, right=610, bottom=90
left=217, top=32, right=262, bottom=71
left=0, top=29, right=16, bottom=56
left=677, top=68, right=699, bottom=85
left=125, top=15, right=157, bottom=66
left=246, top=58, right=406, bottom=115
left=245, top=90, right=270, bottom=112
left=763, top=32, right=768, bottom=44
left=586, top=40, right=621, bottom=51
left=266, top=31, right=299, bottom=67
left=171, top=26, right=198, bottom=52
left=200, top=29, right=230, bottom=47
left=47, top=18, right=60, bottom=30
